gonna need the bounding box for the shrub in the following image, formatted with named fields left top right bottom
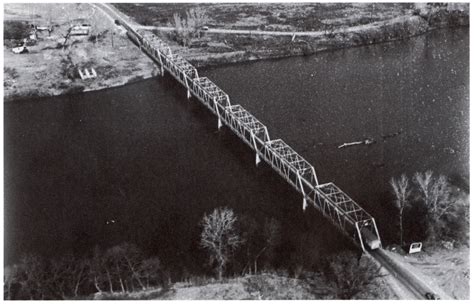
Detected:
left=322, top=252, right=382, bottom=299
left=4, top=21, right=31, bottom=40
left=4, top=67, right=19, bottom=79
left=243, top=275, right=276, bottom=299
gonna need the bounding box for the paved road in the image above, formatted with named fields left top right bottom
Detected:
left=369, top=249, right=450, bottom=300
left=92, top=2, right=140, bottom=30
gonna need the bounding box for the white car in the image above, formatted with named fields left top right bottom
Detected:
left=12, top=46, right=28, bottom=54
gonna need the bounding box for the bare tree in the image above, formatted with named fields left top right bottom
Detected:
left=413, top=170, right=433, bottom=202
left=14, top=254, right=49, bottom=299
left=138, top=257, right=163, bottom=289
left=413, top=171, right=453, bottom=241
left=414, top=171, right=451, bottom=216
left=238, top=214, right=259, bottom=275
left=200, top=207, right=241, bottom=280
left=173, top=12, right=183, bottom=32
left=172, top=7, right=209, bottom=46
left=255, top=217, right=281, bottom=272
left=49, top=254, right=89, bottom=299
left=4, top=265, right=20, bottom=300
left=89, top=246, right=111, bottom=293
left=186, top=7, right=209, bottom=33
left=390, top=174, right=412, bottom=246
left=113, top=243, right=147, bottom=291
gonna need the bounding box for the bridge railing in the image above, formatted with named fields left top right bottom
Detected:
left=124, top=25, right=381, bottom=251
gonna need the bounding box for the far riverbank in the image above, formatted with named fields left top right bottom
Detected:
left=117, top=3, right=468, bottom=67
left=3, top=3, right=469, bottom=102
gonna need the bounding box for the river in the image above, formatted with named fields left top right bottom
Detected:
left=4, top=28, right=469, bottom=272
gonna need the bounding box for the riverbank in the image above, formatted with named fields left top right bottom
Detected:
left=3, top=3, right=469, bottom=102
left=3, top=3, right=158, bottom=102
left=118, top=3, right=469, bottom=67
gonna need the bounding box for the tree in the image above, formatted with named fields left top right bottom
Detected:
left=257, top=217, right=281, bottom=272
left=48, top=254, right=89, bottom=298
left=4, top=264, right=21, bottom=300
left=200, top=207, right=241, bottom=280
left=99, top=243, right=150, bottom=293
left=324, top=252, right=383, bottom=299
left=89, top=246, right=112, bottom=293
left=238, top=216, right=282, bottom=275
left=138, top=257, right=163, bottom=289
left=238, top=214, right=259, bottom=275
left=185, top=7, right=209, bottom=33
left=172, top=7, right=209, bottom=46
left=413, top=172, right=450, bottom=220
left=11, top=254, right=49, bottom=299
left=413, top=171, right=454, bottom=241
left=390, top=174, right=412, bottom=246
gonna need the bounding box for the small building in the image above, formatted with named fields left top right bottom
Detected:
left=70, top=24, right=91, bottom=36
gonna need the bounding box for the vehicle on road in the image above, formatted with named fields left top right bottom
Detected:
left=12, top=39, right=28, bottom=54
left=361, top=227, right=381, bottom=250
left=425, top=292, right=440, bottom=300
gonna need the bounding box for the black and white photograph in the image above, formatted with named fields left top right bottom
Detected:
left=2, top=0, right=470, bottom=300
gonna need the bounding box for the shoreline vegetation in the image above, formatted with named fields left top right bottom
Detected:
left=3, top=3, right=469, bottom=102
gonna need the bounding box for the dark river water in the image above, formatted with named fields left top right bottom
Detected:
left=4, top=28, right=469, bottom=268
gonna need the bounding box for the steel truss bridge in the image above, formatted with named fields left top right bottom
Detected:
left=120, top=22, right=381, bottom=252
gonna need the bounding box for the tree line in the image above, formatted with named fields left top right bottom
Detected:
left=4, top=207, right=284, bottom=300
left=6, top=169, right=465, bottom=299
left=5, top=206, right=383, bottom=300
left=389, top=170, right=469, bottom=248
left=4, top=243, right=165, bottom=300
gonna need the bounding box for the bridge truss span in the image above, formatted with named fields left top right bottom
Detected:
left=121, top=22, right=381, bottom=251
left=317, top=183, right=374, bottom=223
left=262, top=139, right=319, bottom=191
left=224, top=105, right=270, bottom=154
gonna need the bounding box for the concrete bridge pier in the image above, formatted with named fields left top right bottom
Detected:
left=158, top=55, right=164, bottom=76
left=303, top=197, right=308, bottom=211
left=184, top=74, right=191, bottom=99
left=213, top=98, right=223, bottom=129
left=255, top=153, right=261, bottom=166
